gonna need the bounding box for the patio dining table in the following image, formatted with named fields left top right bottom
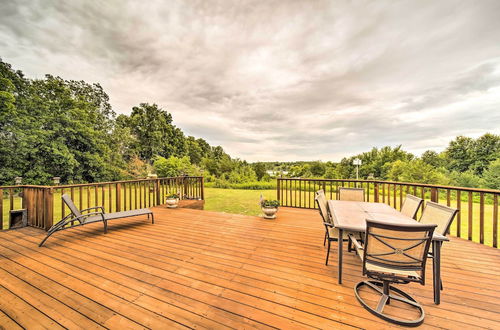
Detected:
left=327, top=200, right=448, bottom=305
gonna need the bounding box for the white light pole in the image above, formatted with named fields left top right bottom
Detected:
left=353, top=158, right=362, bottom=180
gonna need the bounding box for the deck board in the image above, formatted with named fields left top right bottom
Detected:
left=0, top=207, right=499, bottom=329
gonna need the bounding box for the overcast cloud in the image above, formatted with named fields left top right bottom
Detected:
left=1, top=0, right=499, bottom=161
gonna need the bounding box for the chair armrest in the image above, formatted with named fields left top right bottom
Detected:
left=81, top=206, right=105, bottom=214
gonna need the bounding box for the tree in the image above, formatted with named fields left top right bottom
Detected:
left=253, top=162, right=266, bottom=181
left=126, top=103, right=186, bottom=160
left=186, top=136, right=203, bottom=165
left=483, top=158, right=500, bottom=189
left=471, top=133, right=500, bottom=174
left=421, top=150, right=446, bottom=168
left=153, top=156, right=193, bottom=177
left=310, top=161, right=326, bottom=177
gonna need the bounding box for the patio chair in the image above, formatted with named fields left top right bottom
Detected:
left=350, top=220, right=436, bottom=326
left=338, top=187, right=365, bottom=202
left=419, top=201, right=459, bottom=290
left=315, top=190, right=360, bottom=265
left=39, top=194, right=154, bottom=247
left=400, top=194, right=423, bottom=219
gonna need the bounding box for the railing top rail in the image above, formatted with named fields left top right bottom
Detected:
left=0, top=176, right=203, bottom=190
left=277, top=178, right=500, bottom=194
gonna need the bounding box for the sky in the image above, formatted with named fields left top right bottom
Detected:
left=1, top=0, right=500, bottom=162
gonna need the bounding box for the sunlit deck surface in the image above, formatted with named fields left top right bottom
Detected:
left=0, top=207, right=499, bottom=329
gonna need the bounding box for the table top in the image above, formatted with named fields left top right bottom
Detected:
left=327, top=200, right=447, bottom=241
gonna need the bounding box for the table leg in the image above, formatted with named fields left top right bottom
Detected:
left=433, top=241, right=442, bottom=305
left=338, top=229, right=343, bottom=284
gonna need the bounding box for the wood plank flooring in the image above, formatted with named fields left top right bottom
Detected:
left=0, top=207, right=499, bottom=329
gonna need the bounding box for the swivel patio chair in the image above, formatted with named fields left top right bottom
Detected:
left=351, top=220, right=436, bottom=326
left=315, top=190, right=360, bottom=265
left=338, top=187, right=365, bottom=202
left=400, top=194, right=424, bottom=219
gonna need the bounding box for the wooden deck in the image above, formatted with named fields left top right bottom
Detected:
left=0, top=207, right=499, bottom=329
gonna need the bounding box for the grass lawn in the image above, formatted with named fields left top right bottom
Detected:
left=204, top=188, right=276, bottom=216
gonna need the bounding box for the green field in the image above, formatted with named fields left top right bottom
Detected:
left=2, top=187, right=499, bottom=248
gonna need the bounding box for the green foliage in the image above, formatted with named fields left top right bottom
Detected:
left=261, top=199, right=279, bottom=208
left=387, top=159, right=448, bottom=184
left=449, top=170, right=485, bottom=188
left=253, top=162, right=267, bottom=181
left=153, top=156, right=194, bottom=177
left=482, top=158, right=500, bottom=189
left=166, top=193, right=179, bottom=199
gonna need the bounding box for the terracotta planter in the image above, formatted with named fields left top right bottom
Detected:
left=262, top=207, right=278, bottom=219
left=166, top=198, right=179, bottom=208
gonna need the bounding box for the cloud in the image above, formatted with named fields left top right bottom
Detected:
left=1, top=0, right=500, bottom=161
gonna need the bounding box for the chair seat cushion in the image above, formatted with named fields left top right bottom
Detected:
left=328, top=227, right=362, bottom=240
left=83, top=209, right=151, bottom=223
left=365, top=262, right=419, bottom=278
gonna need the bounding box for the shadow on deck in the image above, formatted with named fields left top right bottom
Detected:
left=0, top=207, right=499, bottom=329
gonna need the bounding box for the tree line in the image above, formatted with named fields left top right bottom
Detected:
left=1, top=59, right=499, bottom=189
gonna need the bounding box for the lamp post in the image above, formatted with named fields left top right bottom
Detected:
left=53, top=177, right=61, bottom=185
left=353, top=158, right=362, bottom=180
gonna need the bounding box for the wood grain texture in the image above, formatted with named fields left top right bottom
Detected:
left=0, top=207, right=499, bottom=329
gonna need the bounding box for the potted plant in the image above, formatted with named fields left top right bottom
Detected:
left=260, top=198, right=280, bottom=219
left=165, top=193, right=180, bottom=208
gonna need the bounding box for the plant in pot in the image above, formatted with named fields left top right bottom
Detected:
left=260, top=198, right=280, bottom=219
left=165, top=193, right=180, bottom=208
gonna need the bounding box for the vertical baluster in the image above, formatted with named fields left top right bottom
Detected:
left=456, top=190, right=461, bottom=238
left=61, top=188, right=65, bottom=219
left=493, top=194, right=498, bottom=248
left=468, top=191, right=473, bottom=241
left=0, top=188, right=3, bottom=230
left=479, top=193, right=484, bottom=244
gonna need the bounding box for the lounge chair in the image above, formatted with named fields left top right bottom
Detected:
left=39, top=194, right=154, bottom=247
left=338, top=187, right=365, bottom=201
left=350, top=220, right=436, bottom=326
left=400, top=194, right=424, bottom=219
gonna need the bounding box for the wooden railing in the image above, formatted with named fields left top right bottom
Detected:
left=1, top=176, right=204, bottom=231
left=277, top=178, right=500, bottom=248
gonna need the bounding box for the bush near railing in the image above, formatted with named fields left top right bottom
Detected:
left=0, top=176, right=204, bottom=231
left=277, top=178, right=500, bottom=248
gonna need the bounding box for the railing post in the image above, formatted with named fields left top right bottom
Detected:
left=431, top=187, right=438, bottom=203
left=277, top=179, right=281, bottom=204
left=374, top=182, right=379, bottom=203
left=44, top=187, right=54, bottom=231
left=201, top=177, right=205, bottom=200
left=116, top=183, right=121, bottom=211
left=155, top=179, right=161, bottom=205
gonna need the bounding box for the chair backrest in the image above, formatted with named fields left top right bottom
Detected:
left=62, top=194, right=82, bottom=217
left=338, top=187, right=365, bottom=202
left=400, top=194, right=423, bottom=219
left=363, top=219, right=436, bottom=282
left=419, top=201, right=459, bottom=236
left=315, top=190, right=330, bottom=223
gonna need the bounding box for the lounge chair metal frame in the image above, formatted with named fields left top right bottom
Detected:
left=351, top=220, right=436, bottom=327
left=39, top=194, right=154, bottom=247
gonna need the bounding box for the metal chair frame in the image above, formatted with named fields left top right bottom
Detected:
left=315, top=190, right=357, bottom=266
left=353, top=220, right=436, bottom=327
